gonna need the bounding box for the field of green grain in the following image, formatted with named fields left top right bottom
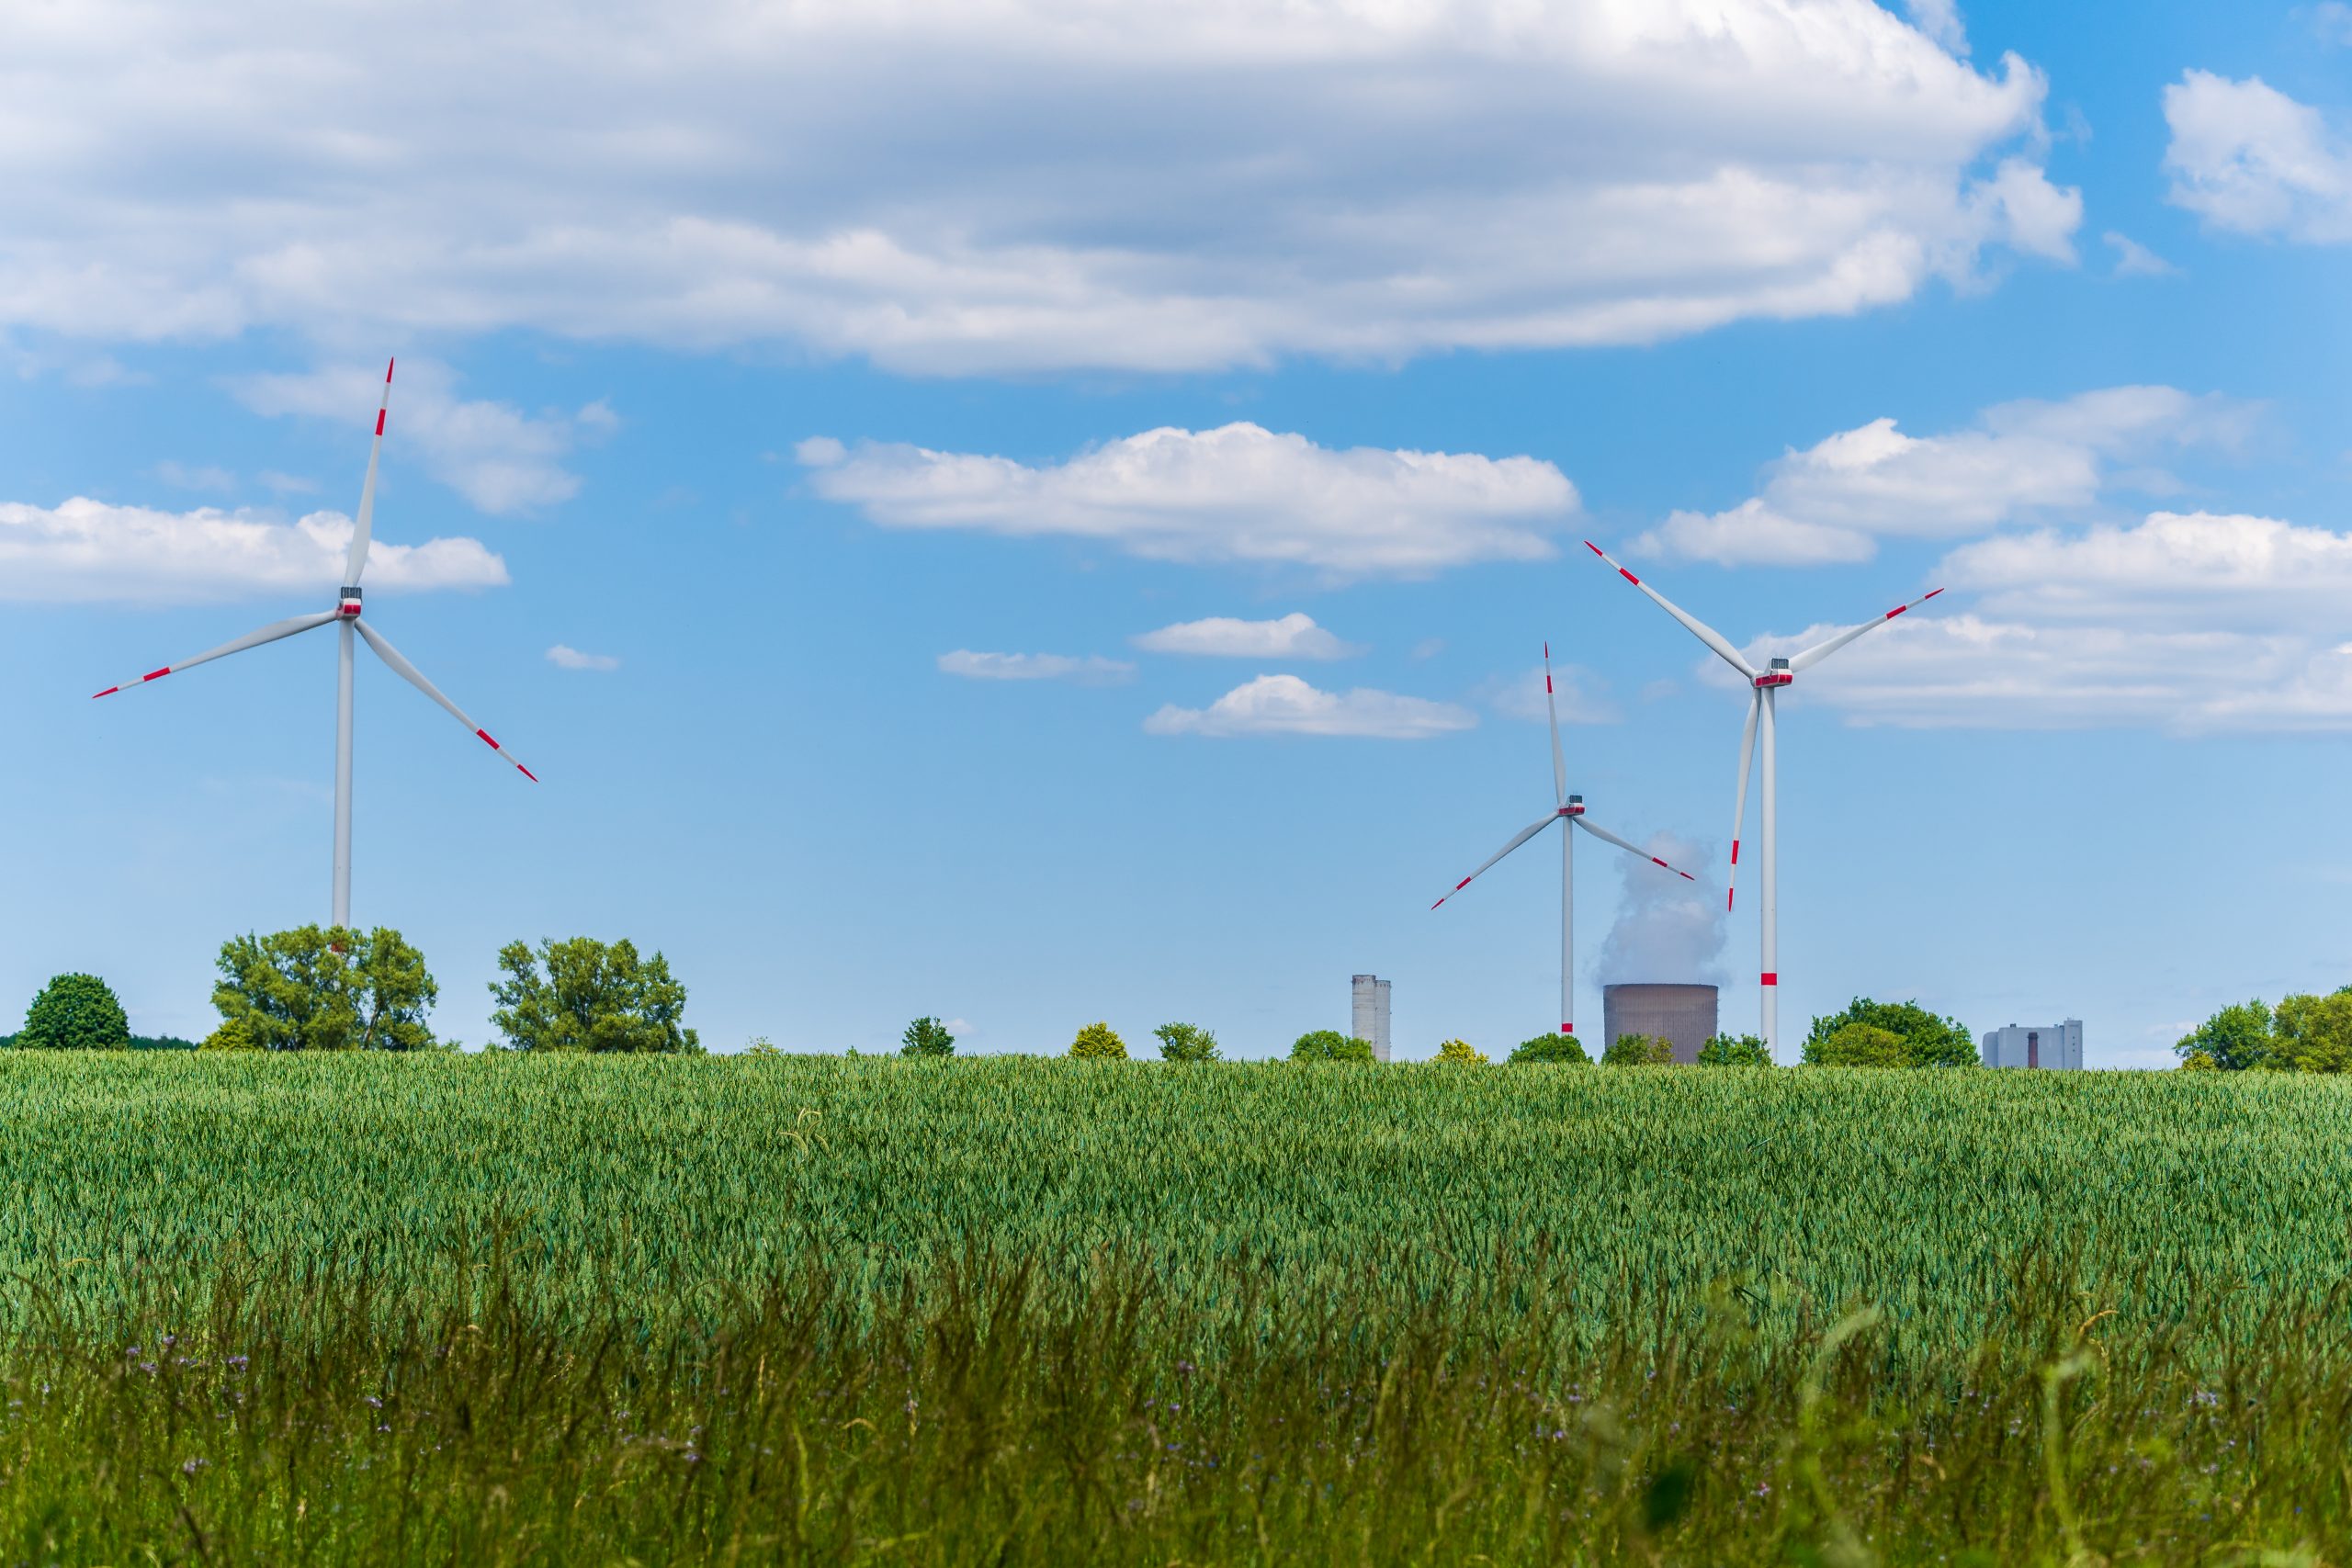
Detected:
left=5, top=1052, right=2346, bottom=1346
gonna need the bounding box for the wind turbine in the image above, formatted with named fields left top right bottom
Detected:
left=1582, top=540, right=1939, bottom=1056
left=1430, top=643, right=1701, bottom=1039
left=95, top=359, right=535, bottom=927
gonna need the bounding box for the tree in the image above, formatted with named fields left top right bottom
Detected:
left=1069, top=1021, right=1127, bottom=1059
left=17, top=973, right=130, bottom=1051
left=1509, top=1032, right=1589, bottom=1065
left=2178, top=1050, right=2219, bottom=1072
left=1153, top=1021, right=1219, bottom=1062
left=1802, top=998, right=1974, bottom=1068
left=2271, top=990, right=2352, bottom=1074
left=901, top=1017, right=956, bottom=1057
left=1291, top=1030, right=1376, bottom=1063
left=1433, top=1038, right=1487, bottom=1065
left=1601, top=1033, right=1674, bottom=1066
left=1811, top=1022, right=1907, bottom=1067
left=1698, top=1033, right=1771, bottom=1066
left=489, top=937, right=698, bottom=1053
left=2173, top=999, right=2273, bottom=1071
left=209, top=926, right=437, bottom=1052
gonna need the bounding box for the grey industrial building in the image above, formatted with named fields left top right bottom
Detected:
left=1351, top=975, right=1392, bottom=1062
left=1601, top=983, right=1719, bottom=1065
left=1982, top=1019, right=2083, bottom=1069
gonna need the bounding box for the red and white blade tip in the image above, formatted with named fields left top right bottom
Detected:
left=475, top=728, right=537, bottom=783
left=385, top=358, right=395, bottom=383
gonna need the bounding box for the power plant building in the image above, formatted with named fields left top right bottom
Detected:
left=1601, top=983, right=1718, bottom=1065
left=1982, top=1020, right=2083, bottom=1070
left=1351, top=975, right=1392, bottom=1062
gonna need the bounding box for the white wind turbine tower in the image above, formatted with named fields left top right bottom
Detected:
left=1430, top=643, right=1702, bottom=1040
left=1583, top=540, right=1940, bottom=1057
left=95, top=360, right=535, bottom=927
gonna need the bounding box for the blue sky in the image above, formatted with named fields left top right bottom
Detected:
left=1, top=0, right=2346, bottom=1065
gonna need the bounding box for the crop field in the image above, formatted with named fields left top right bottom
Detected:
left=4, top=1055, right=2349, bottom=1563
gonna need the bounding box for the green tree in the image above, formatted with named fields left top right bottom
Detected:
left=1509, top=1032, right=1589, bottom=1064
left=1069, top=1021, right=1127, bottom=1059
left=2178, top=1049, right=2219, bottom=1072
left=17, top=973, right=130, bottom=1051
left=1802, top=998, right=1975, bottom=1068
left=1290, top=1030, right=1376, bottom=1063
left=1697, top=1032, right=1771, bottom=1066
left=1601, top=1033, right=1675, bottom=1066
left=1812, top=1022, right=1908, bottom=1067
left=209, top=926, right=437, bottom=1052
left=488, top=937, right=698, bottom=1054
left=1433, top=1038, right=1487, bottom=1065
left=901, top=1017, right=956, bottom=1057
left=2173, top=999, right=2274, bottom=1071
left=2271, top=990, right=2352, bottom=1074
left=1153, top=1021, right=1219, bottom=1062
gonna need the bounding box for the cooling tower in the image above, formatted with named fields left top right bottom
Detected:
left=1601, top=983, right=1719, bottom=1065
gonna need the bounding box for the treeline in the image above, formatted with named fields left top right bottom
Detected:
left=874, top=996, right=1977, bottom=1067
left=2176, top=987, right=2352, bottom=1072
left=6, top=926, right=700, bottom=1054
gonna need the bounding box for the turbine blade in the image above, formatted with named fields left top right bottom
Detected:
left=1572, top=816, right=1699, bottom=882
left=1787, top=586, right=1944, bottom=674
left=91, top=611, right=338, bottom=697
left=353, top=618, right=537, bottom=782
left=1584, top=540, right=1758, bottom=681
left=1430, top=812, right=1557, bottom=909
left=1543, top=640, right=1566, bottom=807
left=1727, top=689, right=1759, bottom=912
left=344, top=358, right=395, bottom=586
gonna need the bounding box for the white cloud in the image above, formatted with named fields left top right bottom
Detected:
left=231, top=360, right=606, bottom=514
left=0, top=498, right=506, bottom=603
left=155, top=460, right=236, bottom=493
left=1633, top=385, right=2250, bottom=565
left=2319, top=2, right=2352, bottom=46
left=1132, top=613, right=1362, bottom=660
left=258, top=470, right=319, bottom=496
left=1480, top=662, right=1622, bottom=725
left=546, top=644, right=619, bottom=671
left=937, top=649, right=1135, bottom=683
left=2102, top=231, right=2177, bottom=277
left=2163, top=71, right=2352, bottom=243
left=1145, top=674, right=1474, bottom=739
left=0, top=1, right=2072, bottom=373
left=801, top=424, right=1575, bottom=578
left=1727, top=511, right=2352, bottom=732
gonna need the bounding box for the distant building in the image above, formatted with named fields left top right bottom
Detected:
left=1601, top=983, right=1719, bottom=1065
left=1982, top=1020, right=2083, bottom=1070
left=1351, top=975, right=1392, bottom=1062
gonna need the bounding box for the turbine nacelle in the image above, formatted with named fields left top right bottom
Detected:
left=1558, top=795, right=1585, bottom=818
left=1754, top=658, right=1792, bottom=689
left=338, top=585, right=364, bottom=618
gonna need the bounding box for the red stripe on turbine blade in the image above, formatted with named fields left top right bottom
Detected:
left=1618, top=568, right=1641, bottom=586
left=1583, top=540, right=1605, bottom=558
left=515, top=764, right=538, bottom=783
left=91, top=686, right=119, bottom=699
left=1885, top=604, right=1906, bottom=619
left=1922, top=587, right=1943, bottom=600
left=1430, top=898, right=1447, bottom=910
left=1760, top=972, right=1778, bottom=986
left=385, top=357, right=395, bottom=382
left=475, top=729, right=501, bottom=750
left=375, top=410, right=386, bottom=435
left=1726, top=889, right=1736, bottom=911
left=1453, top=876, right=1472, bottom=890
left=1679, top=871, right=1694, bottom=881
left=1651, top=857, right=1667, bottom=867
left=142, top=667, right=170, bottom=682
left=1730, top=840, right=1740, bottom=863
left=1545, top=672, right=1554, bottom=693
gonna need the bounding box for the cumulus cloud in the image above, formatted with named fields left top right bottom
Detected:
left=1132, top=613, right=1362, bottom=659
left=1145, top=674, right=1474, bottom=739
left=546, top=644, right=619, bottom=671
left=2103, top=231, right=2177, bottom=277
left=231, top=360, right=608, bottom=514
left=1596, top=830, right=1725, bottom=987
left=938, top=649, right=1135, bottom=683
left=1633, top=385, right=2251, bottom=565
left=1727, top=512, right=2352, bottom=732
left=0, top=498, right=506, bottom=603
left=2163, top=71, right=2352, bottom=243
left=801, top=424, right=1575, bottom=577
left=0, top=1, right=2073, bottom=373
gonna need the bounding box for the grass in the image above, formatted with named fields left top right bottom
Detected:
left=0, top=1053, right=2346, bottom=1562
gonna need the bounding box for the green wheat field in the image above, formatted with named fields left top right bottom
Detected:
left=5, top=1055, right=2348, bottom=1563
